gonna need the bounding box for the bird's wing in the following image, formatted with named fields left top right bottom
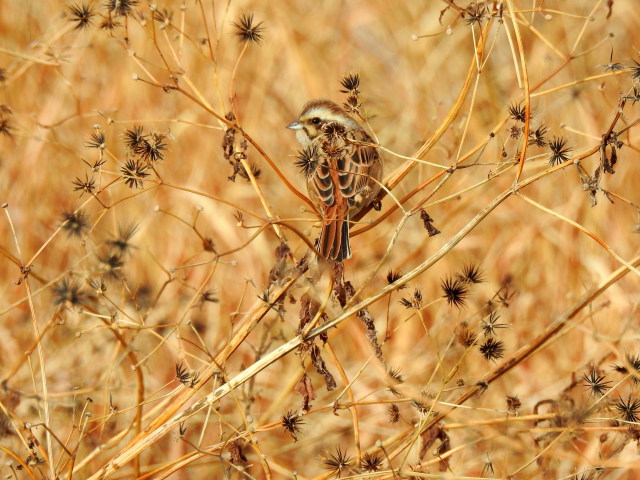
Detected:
left=309, top=129, right=379, bottom=207
left=312, top=161, right=335, bottom=207
left=337, top=129, right=379, bottom=204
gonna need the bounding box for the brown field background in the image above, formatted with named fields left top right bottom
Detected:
left=1, top=1, right=639, bottom=479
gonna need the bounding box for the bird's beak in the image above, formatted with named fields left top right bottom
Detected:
left=286, top=121, right=302, bottom=130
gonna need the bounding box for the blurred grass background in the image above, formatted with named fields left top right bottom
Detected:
left=1, top=1, right=639, bottom=478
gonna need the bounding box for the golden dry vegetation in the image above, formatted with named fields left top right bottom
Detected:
left=1, top=1, right=639, bottom=479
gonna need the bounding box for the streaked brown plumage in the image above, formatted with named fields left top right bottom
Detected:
left=287, top=99, right=382, bottom=261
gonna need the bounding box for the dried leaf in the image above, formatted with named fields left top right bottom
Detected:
left=332, top=262, right=347, bottom=306
left=345, top=281, right=384, bottom=362
left=420, top=209, right=441, bottom=236
left=228, top=440, right=247, bottom=464
left=310, top=344, right=337, bottom=391
left=295, top=373, right=316, bottom=412
left=419, top=422, right=451, bottom=472
left=268, top=242, right=291, bottom=285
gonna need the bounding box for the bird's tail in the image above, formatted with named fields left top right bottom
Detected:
left=319, top=207, right=351, bottom=262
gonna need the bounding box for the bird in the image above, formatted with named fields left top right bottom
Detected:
left=287, top=99, right=382, bottom=262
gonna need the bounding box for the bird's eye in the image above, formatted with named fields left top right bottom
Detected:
left=311, top=117, right=321, bottom=125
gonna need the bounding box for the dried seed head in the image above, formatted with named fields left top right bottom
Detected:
left=322, top=447, right=352, bottom=477
left=582, top=368, right=611, bottom=397
left=232, top=13, right=265, bottom=44
left=548, top=136, right=572, bottom=166
left=508, top=102, right=527, bottom=123
left=72, top=174, right=96, bottom=197
left=61, top=210, right=89, bottom=238
left=52, top=277, right=92, bottom=309
left=479, top=337, right=505, bottom=361
left=441, top=276, right=468, bottom=308
left=294, top=146, right=319, bottom=178
left=456, top=263, right=484, bottom=284
left=455, top=322, right=478, bottom=348
left=106, top=223, right=138, bottom=255
left=340, top=73, right=360, bottom=93
left=464, top=2, right=488, bottom=25
left=282, top=411, right=304, bottom=442
left=68, top=3, right=95, bottom=30
left=528, top=124, right=548, bottom=147
left=105, top=0, right=138, bottom=17
left=124, top=125, right=146, bottom=152
left=121, top=158, right=149, bottom=188
left=86, top=130, right=105, bottom=149
left=360, top=452, right=383, bottom=472
left=506, top=394, right=522, bottom=414
left=614, top=395, right=640, bottom=423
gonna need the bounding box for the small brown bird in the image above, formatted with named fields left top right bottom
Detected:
left=287, top=99, right=382, bottom=261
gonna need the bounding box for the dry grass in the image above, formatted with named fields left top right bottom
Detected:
left=1, top=1, right=640, bottom=479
